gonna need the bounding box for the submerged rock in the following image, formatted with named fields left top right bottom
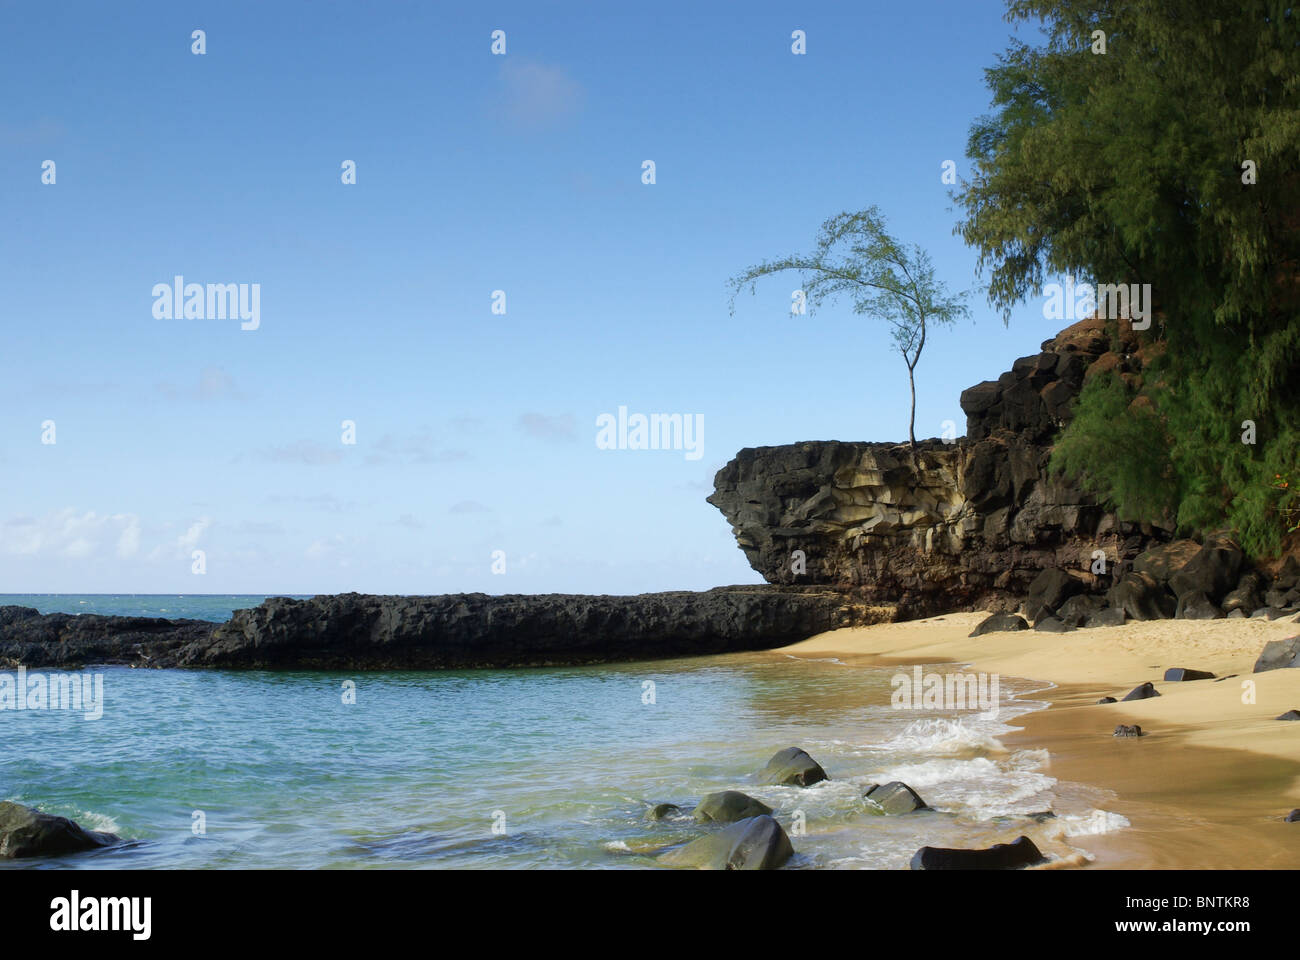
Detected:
left=693, top=791, right=772, bottom=824
left=864, top=781, right=928, bottom=814
left=1121, top=682, right=1160, bottom=701
left=0, top=801, right=120, bottom=859
left=910, top=835, right=1044, bottom=870
left=646, top=803, right=680, bottom=821
left=757, top=747, right=828, bottom=787
left=659, top=815, right=793, bottom=870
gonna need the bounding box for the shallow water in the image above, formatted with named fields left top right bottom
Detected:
left=0, top=595, right=1128, bottom=869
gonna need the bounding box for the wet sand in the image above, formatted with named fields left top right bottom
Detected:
left=780, top=612, right=1300, bottom=869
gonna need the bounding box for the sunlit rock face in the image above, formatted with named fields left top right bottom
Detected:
left=708, top=318, right=1164, bottom=617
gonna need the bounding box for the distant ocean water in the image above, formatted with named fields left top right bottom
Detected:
left=0, top=596, right=1127, bottom=869
left=0, top=594, right=307, bottom=623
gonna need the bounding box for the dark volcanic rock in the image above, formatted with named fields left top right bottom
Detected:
left=646, top=803, right=680, bottom=821
left=1034, top=616, right=1072, bottom=633
left=1275, top=710, right=1300, bottom=721
left=1175, top=591, right=1224, bottom=620
left=1133, top=540, right=1201, bottom=584
left=1222, top=572, right=1264, bottom=615
left=1086, top=607, right=1127, bottom=628
left=909, top=835, right=1044, bottom=870
left=660, top=815, right=793, bottom=870
left=1163, top=668, right=1215, bottom=682
left=0, top=802, right=120, bottom=859
left=1287, top=809, right=1300, bottom=823
left=0, top=608, right=215, bottom=669
left=1057, top=594, right=1106, bottom=627
left=1097, top=697, right=1117, bottom=704
left=1108, top=571, right=1176, bottom=621
left=864, top=781, right=928, bottom=814
left=693, top=791, right=773, bottom=824
left=1113, top=724, right=1144, bottom=738
left=1026, top=568, right=1083, bottom=615
left=1254, top=637, right=1300, bottom=673
left=1121, top=682, right=1160, bottom=701
left=758, top=747, right=828, bottom=787
left=970, top=613, right=1029, bottom=637
left=1169, top=535, right=1245, bottom=601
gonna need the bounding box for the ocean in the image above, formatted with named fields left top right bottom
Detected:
left=0, top=595, right=1126, bottom=869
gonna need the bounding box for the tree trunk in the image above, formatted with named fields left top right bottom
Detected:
left=908, top=365, right=916, bottom=446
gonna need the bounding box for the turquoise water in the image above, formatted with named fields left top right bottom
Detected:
left=0, top=597, right=1126, bottom=869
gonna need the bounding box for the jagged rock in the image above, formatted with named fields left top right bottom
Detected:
left=757, top=748, right=828, bottom=787
left=1275, top=710, right=1300, bottom=721
left=1057, top=594, right=1106, bottom=627
left=1097, top=697, right=1117, bottom=704
left=1254, top=637, right=1300, bottom=673
left=1121, top=681, right=1160, bottom=701
left=1175, top=592, right=1224, bottom=620
left=693, top=791, right=773, bottom=824
left=659, top=815, right=793, bottom=870
left=1086, top=607, right=1127, bottom=628
left=1222, top=572, right=1264, bottom=615
left=1163, top=668, right=1215, bottom=682
left=1114, top=724, right=1144, bottom=738
left=0, top=802, right=120, bottom=859
left=864, top=781, right=928, bottom=814
left=1108, top=571, right=1175, bottom=621
left=970, top=613, right=1029, bottom=637
left=0, top=589, right=891, bottom=671
left=646, top=803, right=680, bottom=821
left=1169, top=535, right=1245, bottom=601
left=910, top=835, right=1044, bottom=870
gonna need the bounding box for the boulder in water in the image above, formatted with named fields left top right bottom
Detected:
left=864, top=781, right=928, bottom=815
left=0, top=801, right=120, bottom=859
left=693, top=791, right=772, bottom=824
left=758, top=747, right=828, bottom=787
left=659, top=815, right=794, bottom=870
left=910, top=835, right=1044, bottom=870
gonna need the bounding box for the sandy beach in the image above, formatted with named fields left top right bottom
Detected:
left=780, top=613, right=1300, bottom=869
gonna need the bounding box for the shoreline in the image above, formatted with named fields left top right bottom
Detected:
left=778, top=612, right=1300, bottom=869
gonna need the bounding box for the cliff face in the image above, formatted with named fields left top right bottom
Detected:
left=708, top=317, right=1163, bottom=616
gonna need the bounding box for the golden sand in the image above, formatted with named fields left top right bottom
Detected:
left=778, top=612, right=1300, bottom=869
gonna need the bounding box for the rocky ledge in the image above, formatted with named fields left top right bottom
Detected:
left=0, top=586, right=893, bottom=671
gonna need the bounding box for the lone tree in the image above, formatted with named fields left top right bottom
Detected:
left=729, top=207, right=969, bottom=445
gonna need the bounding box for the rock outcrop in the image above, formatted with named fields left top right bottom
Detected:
left=708, top=318, right=1153, bottom=615
left=0, top=587, right=892, bottom=671
left=0, top=802, right=121, bottom=859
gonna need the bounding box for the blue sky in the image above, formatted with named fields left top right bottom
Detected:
left=0, top=1, right=1066, bottom=594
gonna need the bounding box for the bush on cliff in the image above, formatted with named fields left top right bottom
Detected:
left=956, top=0, right=1300, bottom=557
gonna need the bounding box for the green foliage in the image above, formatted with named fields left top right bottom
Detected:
left=959, top=0, right=1300, bottom=556
left=1049, top=373, right=1178, bottom=524
left=729, top=207, right=970, bottom=444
